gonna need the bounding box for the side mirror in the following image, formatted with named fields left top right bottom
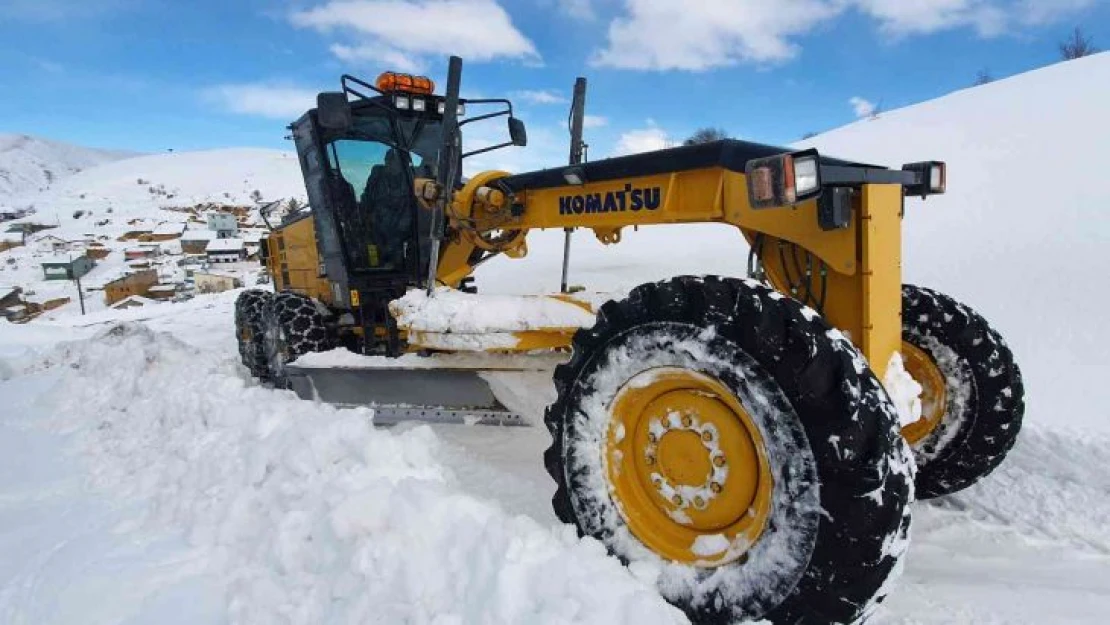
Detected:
left=508, top=117, right=527, bottom=147
left=745, top=149, right=822, bottom=209
left=317, top=92, right=352, bottom=131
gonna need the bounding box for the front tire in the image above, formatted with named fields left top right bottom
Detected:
left=235, top=289, right=272, bottom=379
left=900, top=285, right=1025, bottom=499
left=545, top=276, right=914, bottom=624
left=262, top=291, right=331, bottom=387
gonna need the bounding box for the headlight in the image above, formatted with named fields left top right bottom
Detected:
left=901, top=161, right=947, bottom=197
left=412, top=98, right=426, bottom=112
left=436, top=101, right=466, bottom=116
left=745, top=149, right=824, bottom=209
left=793, top=155, right=820, bottom=197
left=394, top=95, right=410, bottom=110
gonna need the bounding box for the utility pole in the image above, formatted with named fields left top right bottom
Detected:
left=74, top=274, right=86, bottom=315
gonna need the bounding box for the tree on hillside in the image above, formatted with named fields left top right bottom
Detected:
left=974, top=69, right=994, bottom=86
left=1060, top=27, right=1098, bottom=60
left=684, top=127, right=730, bottom=145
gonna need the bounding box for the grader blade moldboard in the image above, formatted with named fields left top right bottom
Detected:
left=284, top=364, right=527, bottom=426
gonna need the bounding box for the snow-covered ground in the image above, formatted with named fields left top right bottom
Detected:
left=3, top=53, right=1110, bottom=624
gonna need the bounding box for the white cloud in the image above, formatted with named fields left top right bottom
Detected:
left=852, top=0, right=1097, bottom=36
left=591, top=0, right=1097, bottom=71
left=329, top=44, right=426, bottom=73
left=583, top=115, right=608, bottom=128
left=849, top=96, right=876, bottom=119
left=559, top=0, right=596, bottom=20
left=591, top=0, right=841, bottom=70
left=513, top=89, right=567, bottom=105
left=291, top=0, right=539, bottom=67
left=612, top=122, right=671, bottom=156
left=850, top=0, right=1007, bottom=37
left=203, top=84, right=317, bottom=120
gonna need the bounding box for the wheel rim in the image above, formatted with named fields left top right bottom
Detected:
left=605, top=368, right=773, bottom=566
left=901, top=340, right=948, bottom=445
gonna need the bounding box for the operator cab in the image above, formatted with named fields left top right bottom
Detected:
left=288, top=70, right=526, bottom=354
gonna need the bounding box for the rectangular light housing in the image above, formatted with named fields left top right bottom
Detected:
left=436, top=101, right=466, bottom=116
left=902, top=161, right=947, bottom=197
left=745, top=149, right=823, bottom=209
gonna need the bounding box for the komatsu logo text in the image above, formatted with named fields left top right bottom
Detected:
left=558, top=185, right=662, bottom=216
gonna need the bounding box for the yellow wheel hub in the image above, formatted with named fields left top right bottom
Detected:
left=606, top=368, right=773, bottom=566
left=900, top=341, right=948, bottom=445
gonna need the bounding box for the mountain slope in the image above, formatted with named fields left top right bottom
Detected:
left=0, top=134, right=135, bottom=201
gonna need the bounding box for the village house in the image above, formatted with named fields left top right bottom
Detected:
left=111, top=294, right=157, bottom=310
left=206, top=212, right=239, bottom=239
left=123, top=243, right=161, bottom=261
left=0, top=231, right=24, bottom=253
left=147, top=284, right=178, bottom=301
left=194, top=271, right=243, bottom=294
left=0, top=207, right=30, bottom=222
left=35, top=234, right=69, bottom=253
left=41, top=253, right=95, bottom=281
left=206, top=238, right=246, bottom=263
left=150, top=222, right=187, bottom=241
left=0, top=285, right=24, bottom=320
left=102, top=269, right=158, bottom=306
left=180, top=229, right=217, bottom=254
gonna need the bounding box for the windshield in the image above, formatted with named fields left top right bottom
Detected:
left=321, top=114, right=442, bottom=274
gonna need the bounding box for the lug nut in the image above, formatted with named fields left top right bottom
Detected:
left=648, top=432, right=658, bottom=443
left=710, top=482, right=723, bottom=494
left=681, top=415, right=693, bottom=428
left=672, top=495, right=683, bottom=506
left=701, top=430, right=714, bottom=442
left=694, top=496, right=705, bottom=508
left=644, top=454, right=656, bottom=466
left=713, top=455, right=727, bottom=468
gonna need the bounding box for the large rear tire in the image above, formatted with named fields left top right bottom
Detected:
left=235, top=289, right=272, bottom=379
left=545, top=276, right=914, bottom=624
left=900, top=285, right=1025, bottom=499
left=262, top=291, right=331, bottom=388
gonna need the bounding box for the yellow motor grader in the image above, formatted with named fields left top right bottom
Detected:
left=235, top=57, right=1024, bottom=624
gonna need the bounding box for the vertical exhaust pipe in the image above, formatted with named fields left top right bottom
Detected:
left=426, top=55, right=463, bottom=296
left=561, top=76, right=587, bottom=294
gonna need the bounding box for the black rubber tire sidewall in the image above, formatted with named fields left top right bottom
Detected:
left=262, top=291, right=331, bottom=388
left=546, top=276, right=914, bottom=624
left=234, top=289, right=272, bottom=379
left=902, top=285, right=1025, bottom=499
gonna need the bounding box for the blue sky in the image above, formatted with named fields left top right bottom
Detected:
left=1, top=0, right=1106, bottom=172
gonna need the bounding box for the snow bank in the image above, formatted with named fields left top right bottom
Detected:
left=3, top=322, right=683, bottom=624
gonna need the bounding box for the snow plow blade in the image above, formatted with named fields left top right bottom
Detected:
left=284, top=364, right=527, bottom=426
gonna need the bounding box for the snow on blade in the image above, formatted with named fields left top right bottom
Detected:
left=391, top=287, right=597, bottom=333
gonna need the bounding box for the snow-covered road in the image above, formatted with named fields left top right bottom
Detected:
left=2, top=293, right=1108, bottom=624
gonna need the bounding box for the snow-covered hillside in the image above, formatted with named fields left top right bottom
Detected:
left=0, top=134, right=134, bottom=201
left=7, top=148, right=304, bottom=233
